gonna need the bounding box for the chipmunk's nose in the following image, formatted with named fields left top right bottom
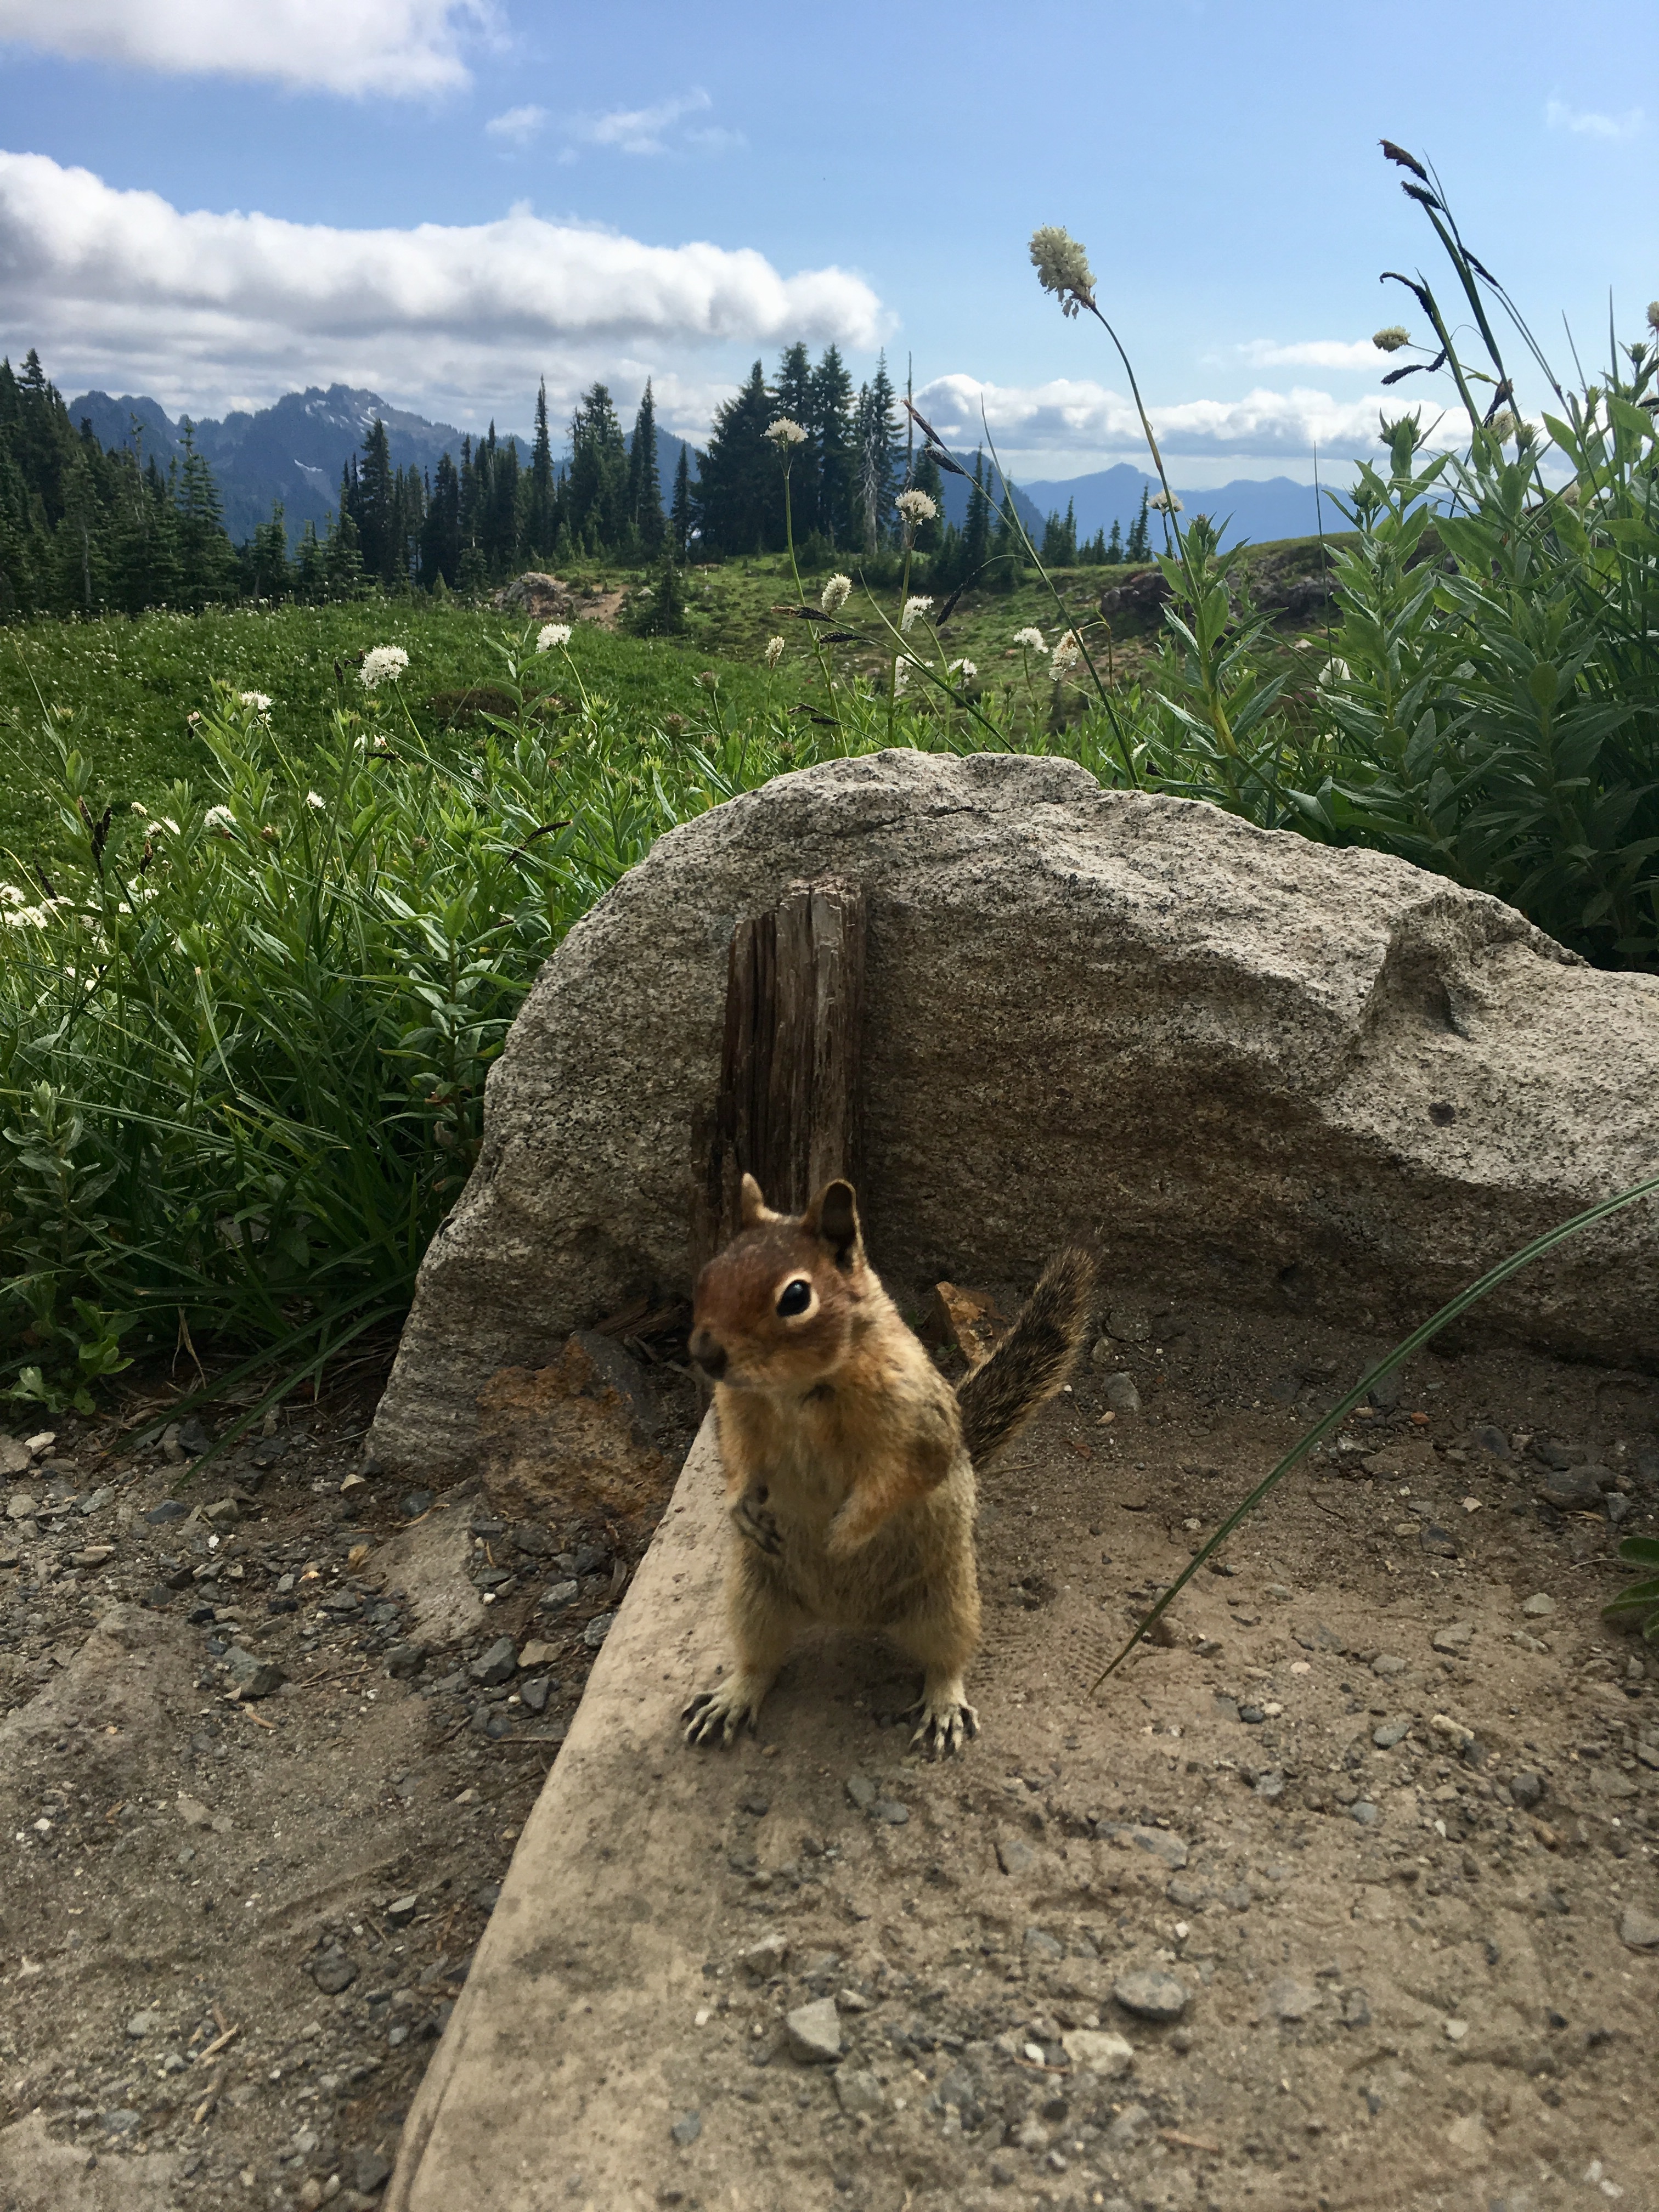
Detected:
left=689, top=1328, right=727, bottom=1379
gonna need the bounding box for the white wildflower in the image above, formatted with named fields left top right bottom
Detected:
left=116, top=901, right=131, bottom=915
left=1318, top=657, right=1352, bottom=689
left=1646, top=301, right=1659, bottom=335
left=1485, top=410, right=1520, bottom=445
left=4, top=905, right=47, bottom=929
left=1051, top=630, right=1083, bottom=675
left=821, top=573, right=852, bottom=616
left=203, top=804, right=236, bottom=834
left=238, top=690, right=273, bottom=713
left=1373, top=325, right=1412, bottom=353
left=306, top=791, right=326, bottom=811
left=536, top=622, right=573, bottom=652
left=1029, top=225, right=1096, bottom=317
left=893, top=659, right=911, bottom=697
left=1148, top=490, right=1182, bottom=513
left=129, top=800, right=148, bottom=817
left=160, top=817, right=180, bottom=835
left=695, top=670, right=720, bottom=690
left=1012, top=626, right=1047, bottom=651
left=0, top=884, right=24, bottom=905
left=901, top=595, right=933, bottom=632
left=948, top=658, right=978, bottom=680
left=763, top=635, right=786, bottom=668
left=765, top=416, right=808, bottom=449
left=895, top=488, right=938, bottom=528
left=359, top=644, right=410, bottom=691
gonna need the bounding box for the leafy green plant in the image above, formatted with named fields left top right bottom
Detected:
left=1603, top=1537, right=1659, bottom=1643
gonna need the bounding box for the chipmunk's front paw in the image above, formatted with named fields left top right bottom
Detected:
left=731, top=1486, right=782, bottom=1558
left=682, top=1675, right=768, bottom=1748
left=908, top=1680, right=979, bottom=1759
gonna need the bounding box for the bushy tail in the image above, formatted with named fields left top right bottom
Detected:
left=956, top=1247, right=1096, bottom=1467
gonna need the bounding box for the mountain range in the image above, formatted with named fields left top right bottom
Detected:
left=68, top=382, right=1335, bottom=556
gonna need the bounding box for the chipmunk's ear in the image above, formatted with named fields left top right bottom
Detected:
left=739, top=1172, right=774, bottom=1228
left=805, top=1178, right=862, bottom=1267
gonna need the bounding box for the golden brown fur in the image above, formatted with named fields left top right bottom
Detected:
left=682, top=1173, right=1093, bottom=1757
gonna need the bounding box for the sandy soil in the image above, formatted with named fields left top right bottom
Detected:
left=3, top=1281, right=1657, bottom=2212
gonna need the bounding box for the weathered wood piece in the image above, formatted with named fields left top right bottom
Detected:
left=692, top=877, right=866, bottom=1271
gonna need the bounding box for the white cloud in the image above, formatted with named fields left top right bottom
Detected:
left=1237, top=337, right=1387, bottom=371
left=486, top=103, right=546, bottom=145
left=913, top=371, right=1447, bottom=461
left=573, top=88, right=715, bottom=156
left=0, top=150, right=885, bottom=426
left=1545, top=97, right=1644, bottom=141
left=0, top=0, right=490, bottom=98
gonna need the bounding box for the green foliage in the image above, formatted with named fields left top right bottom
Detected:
left=1603, top=1537, right=1659, bottom=1641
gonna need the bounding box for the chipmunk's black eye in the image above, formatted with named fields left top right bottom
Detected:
left=776, top=1278, right=812, bottom=1318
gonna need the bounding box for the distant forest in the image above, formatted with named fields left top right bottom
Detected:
left=0, top=344, right=1138, bottom=622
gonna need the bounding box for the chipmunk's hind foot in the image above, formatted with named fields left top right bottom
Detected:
left=682, top=1674, right=771, bottom=1747
left=907, top=1674, right=980, bottom=1759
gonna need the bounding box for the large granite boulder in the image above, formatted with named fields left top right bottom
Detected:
left=370, top=751, right=1659, bottom=1481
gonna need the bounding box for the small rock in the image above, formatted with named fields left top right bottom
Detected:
left=176, top=1794, right=214, bottom=1829
left=784, top=1997, right=843, bottom=2063
left=834, top=2066, right=885, bottom=2115
left=1443, top=2018, right=1469, bottom=2044
left=539, top=1579, right=579, bottom=1613
left=1024, top=1927, right=1065, bottom=1959
left=844, top=1773, right=876, bottom=1810
left=310, top=1946, right=358, bottom=1995
left=1238, top=1703, right=1266, bottom=1725
left=1372, top=1654, right=1408, bottom=1678
left=1618, top=1903, right=1659, bottom=1950
left=741, top=1934, right=789, bottom=1981
left=669, top=2109, right=702, bottom=2148
left=1265, top=1979, right=1318, bottom=2021
left=1109, top=2102, right=1151, bottom=2146
left=1112, top=1970, right=1188, bottom=2023
left=470, top=1636, right=518, bottom=1686
left=0, top=1436, right=29, bottom=1478
left=401, top=1491, right=435, bottom=1519
left=1166, top=1876, right=1210, bottom=1911
left=23, top=1430, right=55, bottom=1457
left=385, top=1894, right=419, bottom=1927
left=1101, top=1372, right=1141, bottom=1415
left=202, top=1497, right=242, bottom=1527
left=1340, top=1988, right=1372, bottom=2028
left=871, top=1798, right=909, bottom=1825
left=1062, top=2028, right=1134, bottom=2079
left=517, top=1638, right=555, bottom=1669
left=1607, top=1493, right=1632, bottom=1526
left=520, top=1675, right=551, bottom=1714
left=225, top=1646, right=286, bottom=1698
left=1431, top=1621, right=1475, bottom=1653
left=126, top=2010, right=160, bottom=2038
left=144, top=1499, right=187, bottom=1525
left=1473, top=1425, right=1511, bottom=1459
left=1122, top=1824, right=1188, bottom=1870
left=1351, top=1802, right=1379, bottom=1827
left=71, top=1544, right=115, bottom=1567
left=75, top=1486, right=113, bottom=1517
left=1373, top=1717, right=1412, bottom=1750
left=582, top=1611, right=616, bottom=1649
left=1520, top=1593, right=1556, bottom=1617
left=996, top=1832, right=1037, bottom=1877
left=1419, top=1526, right=1459, bottom=1558
left=5, top=1492, right=39, bottom=1521
left=1536, top=1465, right=1612, bottom=1510
left=354, top=2149, right=393, bottom=2194
left=1509, top=1771, right=1544, bottom=1809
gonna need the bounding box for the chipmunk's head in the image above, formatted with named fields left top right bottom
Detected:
left=689, top=1173, right=868, bottom=1391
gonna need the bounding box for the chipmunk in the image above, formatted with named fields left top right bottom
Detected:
left=682, top=1173, right=1094, bottom=1757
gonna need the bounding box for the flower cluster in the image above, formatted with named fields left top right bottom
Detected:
left=763, top=635, right=786, bottom=668
left=238, top=690, right=273, bottom=713
left=1485, top=410, right=1521, bottom=446
left=3, top=893, right=69, bottom=929
left=306, top=791, right=326, bottom=811
left=947, top=658, right=977, bottom=680
left=1373, top=325, right=1412, bottom=353
left=1148, top=490, right=1182, bottom=513
left=536, top=622, right=573, bottom=652
left=901, top=595, right=933, bottom=633
left=1051, top=631, right=1082, bottom=675
left=1012, top=626, right=1047, bottom=651
left=895, top=488, right=938, bottom=529
left=204, top=805, right=236, bottom=834
left=1029, top=225, right=1096, bottom=317
left=359, top=645, right=410, bottom=691
left=766, top=416, right=808, bottom=449
left=821, top=573, right=852, bottom=616
left=1649, top=301, right=1659, bottom=335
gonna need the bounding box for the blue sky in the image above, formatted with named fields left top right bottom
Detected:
left=0, top=0, right=1654, bottom=484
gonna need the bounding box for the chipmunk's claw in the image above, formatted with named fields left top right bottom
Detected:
left=682, top=1679, right=765, bottom=1747
left=907, top=1688, right=979, bottom=1759
left=731, top=1488, right=783, bottom=1558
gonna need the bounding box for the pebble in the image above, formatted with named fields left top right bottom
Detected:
left=5, top=1492, right=39, bottom=1521
left=1101, top=1373, right=1141, bottom=1415
left=144, top=1499, right=187, bottom=1525
left=126, top=2010, right=160, bottom=2038
left=1418, top=1526, right=1459, bottom=1558
left=1112, top=1970, right=1188, bottom=2023
left=0, top=1436, right=29, bottom=1479
left=844, top=1773, right=876, bottom=1810
left=1509, top=1771, right=1544, bottom=1808
left=470, top=1637, right=518, bottom=1686
left=1265, top=1978, right=1318, bottom=2021
left=1109, top=2103, right=1151, bottom=2146
left=385, top=1894, right=418, bottom=1927
left=1431, top=1621, right=1474, bottom=1653
left=996, top=1833, right=1037, bottom=1877
left=401, top=1491, right=434, bottom=1519
left=1443, top=2018, right=1469, bottom=2044
left=870, top=1799, right=909, bottom=1825
left=517, top=1639, right=555, bottom=1669
left=539, top=1580, right=579, bottom=1613
left=1521, top=1593, right=1556, bottom=1617
left=76, top=1486, right=113, bottom=1517
left=1060, top=2028, right=1133, bottom=2079
left=1372, top=1716, right=1412, bottom=1750
left=1116, top=1824, right=1188, bottom=1871
left=225, top=1647, right=286, bottom=1698
left=1238, top=1704, right=1266, bottom=1725
left=1166, top=1876, right=1210, bottom=1911
left=669, top=2111, right=702, bottom=2148
left=1536, top=1466, right=1611, bottom=1510
left=1340, top=1988, right=1372, bottom=2028
left=834, top=2066, right=885, bottom=2115
left=309, top=1946, right=358, bottom=1995
left=582, top=1611, right=616, bottom=1649
left=1372, top=1654, right=1408, bottom=1678
left=1618, top=1904, right=1659, bottom=1950
left=176, top=1794, right=213, bottom=1829
left=354, top=2151, right=393, bottom=2194
left=741, top=1935, right=789, bottom=1980
left=1351, top=1802, right=1379, bottom=1827
left=783, top=1997, right=843, bottom=2063
left=520, top=1675, right=551, bottom=1714
left=1024, top=1927, right=1064, bottom=1959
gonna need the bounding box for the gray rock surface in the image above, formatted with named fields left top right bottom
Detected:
left=370, top=752, right=1659, bottom=1480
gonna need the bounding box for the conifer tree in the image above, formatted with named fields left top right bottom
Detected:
left=852, top=359, right=901, bottom=552
left=1125, top=487, right=1150, bottom=563
left=324, top=503, right=364, bottom=598
left=420, top=453, right=461, bottom=588
left=628, top=380, right=665, bottom=555
left=524, top=380, right=558, bottom=560
left=1105, top=518, right=1122, bottom=564
left=670, top=444, right=694, bottom=560
left=353, top=418, right=396, bottom=583
left=294, top=520, right=326, bottom=601
left=961, top=452, right=991, bottom=580
left=567, top=385, right=628, bottom=551
left=249, top=502, right=290, bottom=599
left=810, top=345, right=855, bottom=546
left=695, top=362, right=776, bottom=556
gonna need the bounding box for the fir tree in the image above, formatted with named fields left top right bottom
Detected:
left=1125, top=487, right=1150, bottom=563
left=1105, top=518, right=1123, bottom=564
left=628, top=380, right=665, bottom=555
left=566, top=385, right=628, bottom=552
left=174, top=420, right=234, bottom=606
left=352, top=419, right=396, bottom=584
left=961, top=452, right=991, bottom=580
left=852, top=358, right=901, bottom=552
left=670, top=444, right=694, bottom=560
left=810, top=345, right=855, bottom=546
left=294, top=521, right=326, bottom=602
left=695, top=362, right=776, bottom=556
left=420, top=453, right=461, bottom=588
left=324, top=504, right=364, bottom=599
left=524, top=380, right=558, bottom=560
left=249, top=502, right=289, bottom=599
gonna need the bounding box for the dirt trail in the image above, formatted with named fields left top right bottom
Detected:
left=3, top=1287, right=1657, bottom=2212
